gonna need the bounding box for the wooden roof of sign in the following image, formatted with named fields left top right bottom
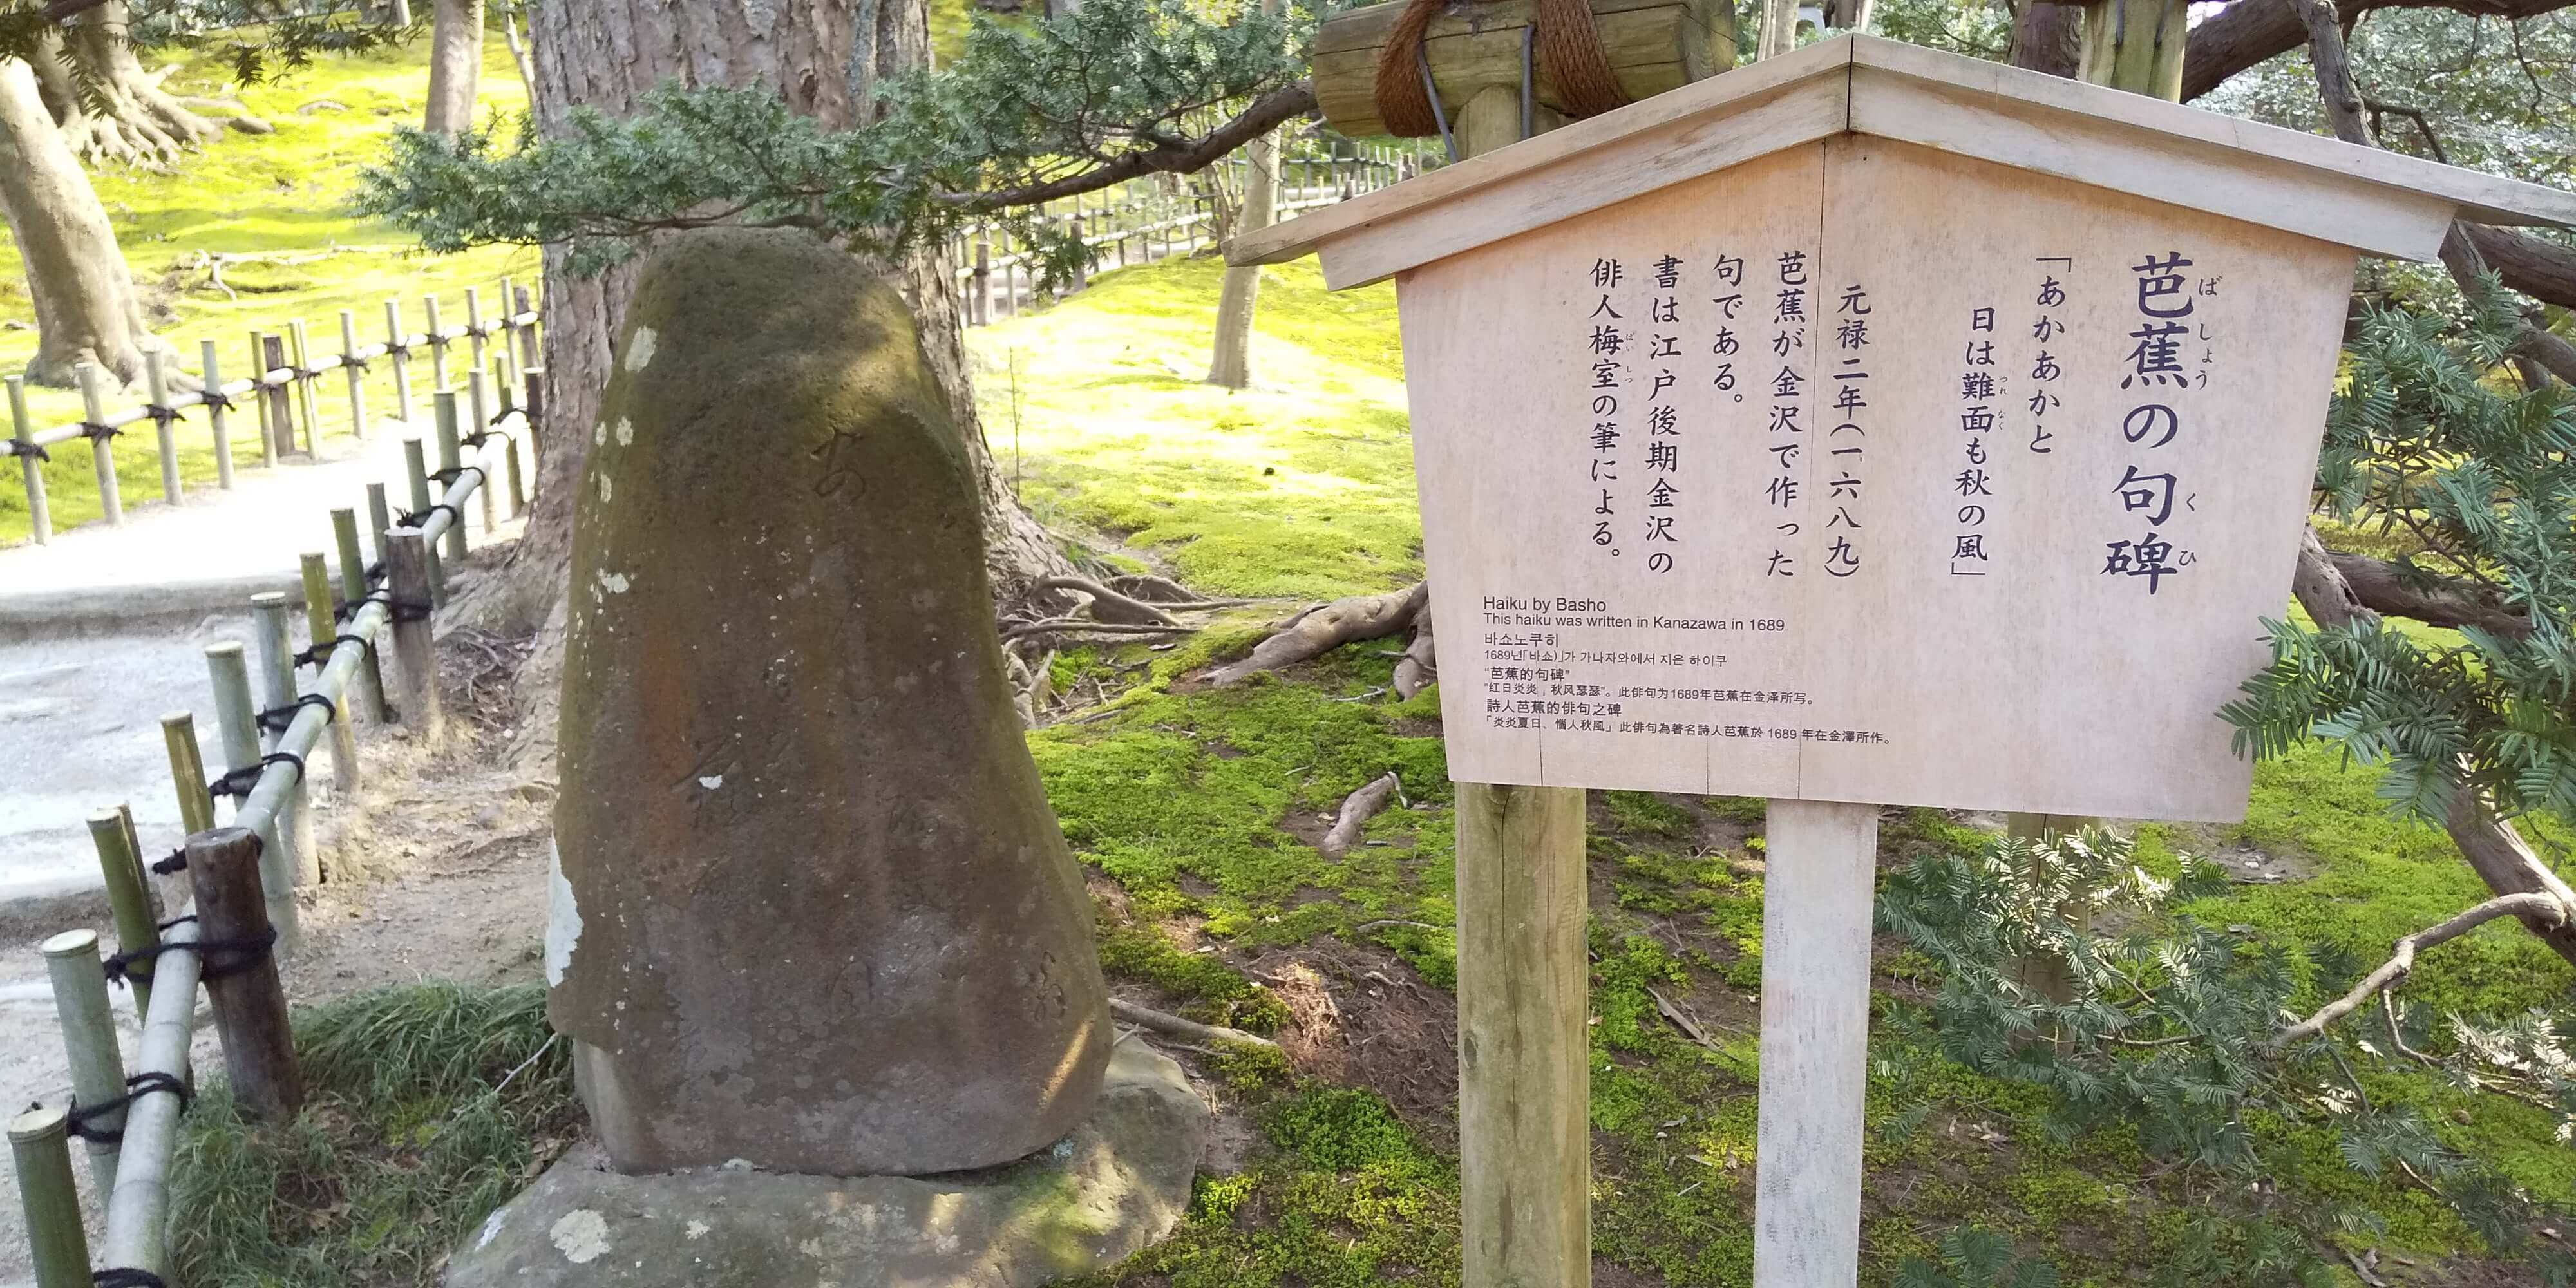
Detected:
left=1234, top=33, right=2576, bottom=288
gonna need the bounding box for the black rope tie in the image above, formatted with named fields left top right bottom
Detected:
left=428, top=464, right=485, bottom=490
left=60, top=1072, right=193, bottom=1144
left=255, top=692, right=336, bottom=734
left=207, top=752, right=304, bottom=802
left=462, top=426, right=514, bottom=449
left=296, top=632, right=376, bottom=670
left=201, top=388, right=235, bottom=413
left=385, top=340, right=412, bottom=360
left=391, top=597, right=433, bottom=624
left=336, top=588, right=393, bottom=624
left=150, top=848, right=186, bottom=875
left=396, top=503, right=461, bottom=531
left=343, top=354, right=371, bottom=375
left=94, top=1269, right=171, bottom=1288
left=145, top=403, right=184, bottom=431
left=101, top=916, right=278, bottom=986
left=7, top=440, right=50, bottom=462
left=365, top=560, right=386, bottom=585
left=79, top=421, right=120, bottom=442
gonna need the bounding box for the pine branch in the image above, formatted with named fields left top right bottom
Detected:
left=2270, top=892, right=2568, bottom=1048
left=2325, top=550, right=2533, bottom=637
left=944, top=82, right=1317, bottom=212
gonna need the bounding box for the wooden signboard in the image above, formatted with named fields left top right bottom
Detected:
left=1238, top=30, right=2576, bottom=1288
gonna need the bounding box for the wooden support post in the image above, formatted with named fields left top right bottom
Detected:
left=86, top=809, right=158, bottom=1018
left=1753, top=799, right=1879, bottom=1288
left=186, top=827, right=305, bottom=1121
left=339, top=310, right=371, bottom=441
left=246, top=330, right=276, bottom=467
left=383, top=529, right=445, bottom=746
left=424, top=293, right=449, bottom=390
left=144, top=350, right=181, bottom=504
left=287, top=319, right=321, bottom=451
left=974, top=240, right=991, bottom=325
left=260, top=334, right=296, bottom=458
left=330, top=510, right=392, bottom=724
left=301, top=554, right=364, bottom=795
left=41, top=929, right=126, bottom=1193
left=8, top=1105, right=90, bottom=1288
left=205, top=641, right=301, bottom=940
left=384, top=298, right=415, bottom=424
left=514, top=285, right=539, bottom=369
left=251, top=592, right=322, bottom=887
left=433, top=392, right=471, bottom=559
left=366, top=481, right=395, bottom=574
left=200, top=340, right=235, bottom=490
left=504, top=433, right=527, bottom=518
left=8, top=375, right=46, bottom=545
left=464, top=287, right=489, bottom=383
left=495, top=278, right=522, bottom=387
left=521, top=364, right=546, bottom=484
left=403, top=437, right=446, bottom=598
left=1454, top=781, right=1590, bottom=1288
left=162, top=712, right=215, bottom=835
left=75, top=361, right=124, bottom=527
left=466, top=371, right=497, bottom=531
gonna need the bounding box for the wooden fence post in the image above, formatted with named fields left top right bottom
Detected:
left=433, top=392, right=470, bottom=560
left=205, top=641, right=301, bottom=938
left=162, top=712, right=215, bottom=835
left=464, top=287, right=488, bottom=383
left=366, top=481, right=395, bottom=574
left=514, top=284, right=540, bottom=369
left=8, top=375, right=45, bottom=545
left=251, top=592, right=321, bottom=887
left=974, top=240, right=991, bottom=326
left=384, top=298, right=414, bottom=424
left=402, top=438, right=446, bottom=598
left=200, top=340, right=234, bottom=490
left=384, top=529, right=445, bottom=745
left=1454, top=782, right=1590, bottom=1288
left=247, top=330, right=277, bottom=466
left=287, top=319, right=321, bottom=450
left=424, top=294, right=448, bottom=390
left=338, top=310, right=370, bottom=441
left=300, top=554, right=364, bottom=796
left=41, top=929, right=126, bottom=1193
left=522, top=365, right=545, bottom=480
left=260, top=334, right=296, bottom=458
left=494, top=278, right=522, bottom=387
left=86, top=809, right=159, bottom=1018
left=75, top=361, right=124, bottom=527
left=466, top=372, right=497, bottom=531
left=7, top=1105, right=90, bottom=1288
left=144, top=350, right=181, bottom=504
left=1753, top=799, right=1880, bottom=1288
left=330, top=509, right=392, bottom=723
left=186, top=826, right=305, bottom=1121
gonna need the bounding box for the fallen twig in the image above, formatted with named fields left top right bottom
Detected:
left=1211, top=582, right=1428, bottom=685
left=1000, top=619, right=1197, bottom=643
left=1645, top=985, right=1719, bottom=1050
left=2272, top=892, right=2567, bottom=1048
left=1319, top=772, right=1401, bottom=861
left=1036, top=575, right=1182, bottom=627
left=1109, top=998, right=1281, bottom=1050
left=1353, top=919, right=1441, bottom=934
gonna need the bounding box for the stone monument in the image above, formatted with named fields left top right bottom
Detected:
left=453, top=229, right=1206, bottom=1286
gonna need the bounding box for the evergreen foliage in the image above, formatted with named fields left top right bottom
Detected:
left=0, top=0, right=407, bottom=90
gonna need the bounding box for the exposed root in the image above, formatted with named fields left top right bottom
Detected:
left=1035, top=575, right=1181, bottom=627
left=1108, top=573, right=1200, bottom=603
left=1318, top=771, right=1401, bottom=861
left=1000, top=619, right=1197, bottom=643
left=1392, top=609, right=1436, bottom=699
left=1210, top=582, right=1427, bottom=686
left=1109, top=997, right=1281, bottom=1050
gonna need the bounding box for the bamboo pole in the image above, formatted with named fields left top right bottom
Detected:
left=251, top=592, right=321, bottom=887
left=86, top=810, right=158, bottom=1018
left=8, top=1105, right=89, bottom=1288
left=366, top=481, right=395, bottom=574
left=144, top=350, right=181, bottom=504
left=384, top=298, right=414, bottom=424
left=260, top=335, right=296, bottom=458
left=432, top=393, right=469, bottom=560
left=200, top=340, right=234, bottom=489
left=205, top=641, right=301, bottom=945
left=8, top=375, right=46, bottom=544
left=504, top=433, right=526, bottom=519
left=974, top=241, right=991, bottom=325
left=383, top=529, right=444, bottom=745
left=247, top=330, right=277, bottom=467
left=97, top=911, right=200, bottom=1280
left=76, top=361, right=124, bottom=526
left=287, top=319, right=321, bottom=451
left=424, top=293, right=449, bottom=390
left=187, top=827, right=304, bottom=1121
left=331, top=510, right=392, bottom=724
left=301, top=554, right=364, bottom=796
left=41, top=929, right=126, bottom=1193
left=339, top=310, right=371, bottom=441
left=466, top=372, right=497, bottom=531
left=464, top=287, right=488, bottom=383
left=161, top=713, right=214, bottom=835
left=494, top=278, right=522, bottom=387
left=403, top=437, right=446, bottom=598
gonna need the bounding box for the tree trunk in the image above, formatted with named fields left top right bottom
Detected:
left=48, top=3, right=219, bottom=167
left=422, top=0, right=484, bottom=135
left=478, top=0, right=1077, bottom=765
left=2008, top=0, right=2081, bottom=77
left=0, top=57, right=162, bottom=388
left=1207, top=128, right=1280, bottom=388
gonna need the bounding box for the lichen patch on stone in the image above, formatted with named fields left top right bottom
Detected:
left=549, top=1209, right=610, bottom=1265
left=624, top=326, right=659, bottom=373
left=545, top=840, right=583, bottom=987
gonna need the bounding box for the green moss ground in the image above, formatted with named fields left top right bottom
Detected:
left=0, top=33, right=538, bottom=544
left=93, top=47, right=2573, bottom=1283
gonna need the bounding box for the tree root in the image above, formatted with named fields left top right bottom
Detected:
left=999, top=618, right=1197, bottom=643
left=1210, top=581, right=1427, bottom=686
left=1035, top=574, right=1181, bottom=627
left=1392, top=609, right=1436, bottom=699
left=1318, top=771, right=1400, bottom=861
left=1109, top=998, right=1280, bottom=1050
